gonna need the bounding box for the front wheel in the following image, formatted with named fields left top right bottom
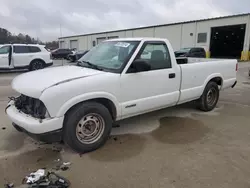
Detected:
left=63, top=102, right=113, bottom=153
left=197, top=81, right=219, bottom=111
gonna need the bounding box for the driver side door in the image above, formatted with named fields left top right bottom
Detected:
left=120, top=41, right=181, bottom=119
left=0, top=45, right=10, bottom=68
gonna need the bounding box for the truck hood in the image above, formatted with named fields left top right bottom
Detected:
left=12, top=66, right=105, bottom=98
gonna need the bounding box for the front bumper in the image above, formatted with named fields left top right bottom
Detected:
left=6, top=102, right=64, bottom=142
left=12, top=123, right=62, bottom=143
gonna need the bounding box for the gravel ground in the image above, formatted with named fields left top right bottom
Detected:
left=0, top=62, right=249, bottom=188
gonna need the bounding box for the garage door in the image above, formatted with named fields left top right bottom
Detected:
left=210, top=24, right=246, bottom=59
left=70, top=40, right=78, bottom=50
left=97, top=37, right=106, bottom=44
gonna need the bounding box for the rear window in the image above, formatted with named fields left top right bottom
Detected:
left=29, top=46, right=41, bottom=53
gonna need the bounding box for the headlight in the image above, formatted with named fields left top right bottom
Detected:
left=14, top=95, right=50, bottom=119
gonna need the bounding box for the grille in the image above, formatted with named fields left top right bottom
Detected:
left=14, top=95, right=47, bottom=119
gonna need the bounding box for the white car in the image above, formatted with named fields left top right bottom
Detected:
left=6, top=38, right=237, bottom=153
left=0, top=44, right=53, bottom=71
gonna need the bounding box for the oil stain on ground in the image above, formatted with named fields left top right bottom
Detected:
left=89, top=117, right=209, bottom=161
left=0, top=148, right=62, bottom=186
left=88, top=134, right=146, bottom=162
left=151, top=117, right=210, bottom=144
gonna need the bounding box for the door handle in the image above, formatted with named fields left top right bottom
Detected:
left=169, top=73, right=176, bottom=79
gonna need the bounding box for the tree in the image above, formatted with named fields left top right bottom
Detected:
left=0, top=27, right=55, bottom=45
left=25, top=35, right=32, bottom=44
left=45, top=41, right=59, bottom=50
left=0, top=28, right=12, bottom=44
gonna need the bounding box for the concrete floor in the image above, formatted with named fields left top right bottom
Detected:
left=0, top=61, right=250, bottom=187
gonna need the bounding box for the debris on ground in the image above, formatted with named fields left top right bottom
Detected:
left=19, top=170, right=70, bottom=188
left=62, top=162, right=71, bottom=166
left=60, top=166, right=69, bottom=171
left=52, top=146, right=62, bottom=153
left=52, top=161, right=71, bottom=172
left=25, top=169, right=45, bottom=184
left=2, top=127, right=6, bottom=130
left=113, top=137, right=118, bottom=141
left=79, top=154, right=83, bottom=157
left=60, top=162, right=71, bottom=171
left=4, top=183, right=14, bottom=188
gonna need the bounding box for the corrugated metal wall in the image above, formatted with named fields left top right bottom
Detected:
left=59, top=15, right=250, bottom=55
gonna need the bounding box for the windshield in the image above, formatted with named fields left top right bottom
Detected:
left=78, top=40, right=139, bottom=72
left=176, top=48, right=191, bottom=53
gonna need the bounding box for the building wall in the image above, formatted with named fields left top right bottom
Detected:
left=133, top=28, right=154, bottom=38
left=107, top=31, right=126, bottom=38
left=155, top=25, right=182, bottom=51
left=195, top=15, right=250, bottom=51
left=125, top=30, right=133, bottom=37
left=181, top=23, right=196, bottom=49
left=59, top=14, right=250, bottom=59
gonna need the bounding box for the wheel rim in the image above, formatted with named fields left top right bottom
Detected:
left=33, top=61, right=43, bottom=70
left=76, top=113, right=105, bottom=144
left=206, top=88, right=217, bottom=106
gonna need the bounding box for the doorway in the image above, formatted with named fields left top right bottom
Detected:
left=210, top=24, right=246, bottom=59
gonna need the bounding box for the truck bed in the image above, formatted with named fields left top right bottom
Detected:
left=177, top=58, right=237, bottom=104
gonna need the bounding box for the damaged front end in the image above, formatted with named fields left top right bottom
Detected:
left=12, top=95, right=49, bottom=119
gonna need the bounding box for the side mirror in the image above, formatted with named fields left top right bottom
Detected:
left=131, top=59, right=151, bottom=72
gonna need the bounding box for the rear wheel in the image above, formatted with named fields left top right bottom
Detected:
left=197, top=81, right=219, bottom=111
left=63, top=102, right=113, bottom=153
left=29, top=60, right=45, bottom=71
left=69, top=56, right=75, bottom=62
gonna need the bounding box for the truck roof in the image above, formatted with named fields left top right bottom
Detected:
left=106, top=37, right=167, bottom=42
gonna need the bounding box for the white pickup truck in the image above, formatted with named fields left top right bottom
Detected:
left=6, top=38, right=237, bottom=153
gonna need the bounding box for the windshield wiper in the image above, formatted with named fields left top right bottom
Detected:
left=77, top=60, right=103, bottom=71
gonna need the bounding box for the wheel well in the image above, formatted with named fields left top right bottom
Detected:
left=65, top=98, right=117, bottom=120
left=209, top=77, right=223, bottom=86
left=30, top=58, right=46, bottom=65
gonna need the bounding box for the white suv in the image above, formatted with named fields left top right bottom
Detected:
left=0, top=44, right=53, bottom=71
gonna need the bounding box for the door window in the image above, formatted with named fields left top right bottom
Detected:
left=136, top=43, right=172, bottom=70
left=14, top=46, right=30, bottom=53
left=0, top=46, right=10, bottom=54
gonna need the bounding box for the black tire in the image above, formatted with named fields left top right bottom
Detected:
left=63, top=102, right=113, bottom=153
left=197, top=81, right=219, bottom=111
left=69, top=56, right=75, bottom=62
left=29, top=60, right=45, bottom=71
